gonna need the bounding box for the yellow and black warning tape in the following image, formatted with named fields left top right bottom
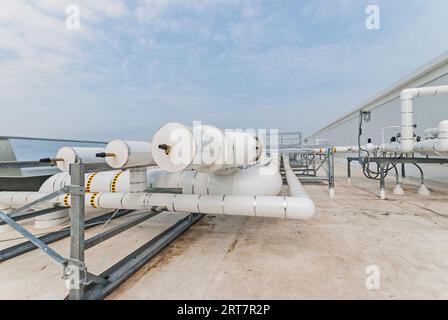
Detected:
left=89, top=192, right=99, bottom=208
left=86, top=172, right=97, bottom=193
left=63, top=193, right=70, bottom=207
left=110, top=171, right=123, bottom=193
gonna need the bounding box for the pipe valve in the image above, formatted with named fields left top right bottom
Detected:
left=96, top=152, right=116, bottom=158
left=158, top=144, right=172, bottom=155
left=39, top=158, right=63, bottom=166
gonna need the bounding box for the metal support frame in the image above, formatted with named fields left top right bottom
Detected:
left=283, top=147, right=335, bottom=197
left=84, top=211, right=160, bottom=250
left=327, top=148, right=335, bottom=195
left=80, top=212, right=204, bottom=300
left=347, top=156, right=448, bottom=199
left=0, top=210, right=133, bottom=262
left=68, top=162, right=86, bottom=300
left=0, top=210, right=67, bottom=265
left=0, top=160, right=204, bottom=300
left=0, top=206, right=64, bottom=225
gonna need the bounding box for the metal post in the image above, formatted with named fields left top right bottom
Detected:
left=401, top=163, right=406, bottom=183
left=68, top=162, right=86, bottom=300
left=327, top=148, right=335, bottom=198
left=379, top=162, right=386, bottom=200
left=347, top=159, right=352, bottom=184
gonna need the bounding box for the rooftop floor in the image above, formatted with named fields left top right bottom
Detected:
left=1, top=162, right=448, bottom=299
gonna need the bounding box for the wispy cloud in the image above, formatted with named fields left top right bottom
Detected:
left=0, top=0, right=447, bottom=140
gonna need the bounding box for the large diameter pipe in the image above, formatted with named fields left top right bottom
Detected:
left=399, top=85, right=448, bottom=153
left=103, top=140, right=154, bottom=169
left=39, top=161, right=283, bottom=197
left=151, top=122, right=262, bottom=173
left=55, top=147, right=106, bottom=172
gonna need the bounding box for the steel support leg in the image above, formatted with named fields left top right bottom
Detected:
left=379, top=162, right=386, bottom=200
left=327, top=149, right=335, bottom=198
left=347, top=159, right=352, bottom=184
left=68, top=163, right=86, bottom=300
left=401, top=163, right=406, bottom=183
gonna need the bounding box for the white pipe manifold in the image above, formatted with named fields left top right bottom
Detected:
left=399, top=85, right=448, bottom=153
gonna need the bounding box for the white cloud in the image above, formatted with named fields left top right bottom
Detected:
left=0, top=0, right=128, bottom=97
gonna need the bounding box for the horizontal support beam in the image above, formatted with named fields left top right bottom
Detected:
left=0, top=206, right=64, bottom=226
left=85, top=211, right=160, bottom=250
left=80, top=213, right=204, bottom=300
left=0, top=210, right=133, bottom=262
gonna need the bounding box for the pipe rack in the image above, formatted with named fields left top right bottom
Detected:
left=347, top=156, right=448, bottom=199
left=0, top=162, right=203, bottom=300
left=281, top=147, right=335, bottom=198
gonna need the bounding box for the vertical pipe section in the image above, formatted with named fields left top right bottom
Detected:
left=399, top=85, right=448, bottom=153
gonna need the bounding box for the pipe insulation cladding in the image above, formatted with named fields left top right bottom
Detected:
left=151, top=122, right=263, bottom=174
left=282, top=155, right=312, bottom=199
left=413, top=120, right=448, bottom=156
left=55, top=147, right=106, bottom=172
left=103, top=140, right=155, bottom=169
left=0, top=190, right=316, bottom=220
left=38, top=159, right=283, bottom=197
left=399, top=85, right=448, bottom=153
left=381, top=120, right=448, bottom=155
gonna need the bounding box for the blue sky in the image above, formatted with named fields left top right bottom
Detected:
left=1, top=0, right=448, bottom=140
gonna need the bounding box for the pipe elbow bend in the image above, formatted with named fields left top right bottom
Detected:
left=400, top=88, right=418, bottom=100
left=286, top=197, right=316, bottom=220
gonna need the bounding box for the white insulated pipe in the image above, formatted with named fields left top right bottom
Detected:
left=282, top=155, right=311, bottom=198
left=382, top=120, right=448, bottom=155
left=0, top=190, right=316, bottom=220
left=151, top=122, right=262, bottom=174
left=103, top=140, right=155, bottom=169
left=413, top=120, right=448, bottom=156
left=55, top=147, right=106, bottom=172
left=424, top=127, right=439, bottom=139
left=380, top=142, right=402, bottom=153
left=38, top=159, right=283, bottom=197
left=399, top=85, right=448, bottom=153
left=306, top=143, right=377, bottom=154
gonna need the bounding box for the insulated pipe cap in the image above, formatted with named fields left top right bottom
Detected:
left=103, top=140, right=153, bottom=169
left=55, top=147, right=77, bottom=172
left=104, top=140, right=131, bottom=168
left=151, top=122, right=196, bottom=173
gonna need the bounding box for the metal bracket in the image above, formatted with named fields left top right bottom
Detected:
left=63, top=259, right=110, bottom=287
left=68, top=185, right=85, bottom=196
